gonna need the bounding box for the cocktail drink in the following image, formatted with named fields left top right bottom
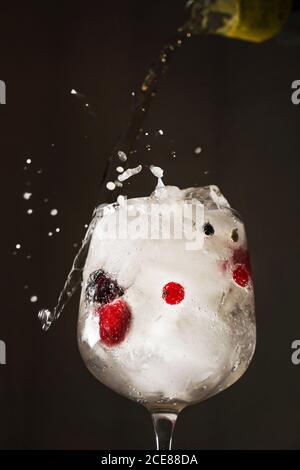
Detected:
left=78, top=184, right=256, bottom=449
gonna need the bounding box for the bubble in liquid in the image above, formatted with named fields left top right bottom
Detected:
left=48, top=232, right=53, bottom=237
left=55, top=227, right=60, bottom=233
left=26, top=158, right=32, bottom=164
left=158, top=129, right=164, bottom=135
left=50, top=209, right=58, bottom=216
left=146, top=144, right=151, bottom=151
left=16, top=244, right=21, bottom=250
left=194, top=147, right=202, bottom=154
left=231, top=359, right=241, bottom=372
left=23, top=192, right=32, bottom=200
left=116, top=166, right=124, bottom=173
left=70, top=89, right=77, bottom=95
left=27, top=209, right=33, bottom=214
left=30, top=295, right=38, bottom=303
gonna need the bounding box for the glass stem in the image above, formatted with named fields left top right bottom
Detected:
left=151, top=412, right=177, bottom=450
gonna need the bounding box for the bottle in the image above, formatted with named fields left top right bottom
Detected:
left=186, top=0, right=299, bottom=43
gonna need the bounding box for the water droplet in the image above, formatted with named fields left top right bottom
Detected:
left=27, top=208, right=33, bottom=214
left=48, top=231, right=53, bottom=237
left=131, top=91, right=135, bottom=96
left=117, top=195, right=126, bottom=205
left=204, top=170, right=209, bottom=175
left=50, top=209, right=58, bottom=216
left=171, top=151, right=176, bottom=158
left=150, top=165, right=164, bottom=178
left=116, top=166, right=124, bottom=173
left=117, top=150, right=127, bottom=162
left=70, top=89, right=77, bottom=95
left=84, top=224, right=88, bottom=228
left=38, top=308, right=52, bottom=331
left=106, top=181, right=116, bottom=191
left=194, top=146, right=202, bottom=154
left=158, top=129, right=164, bottom=135
left=30, top=295, right=38, bottom=303
left=118, top=165, right=142, bottom=182
left=55, top=227, right=60, bottom=233
left=85, top=103, right=89, bottom=108
left=26, top=158, right=32, bottom=164
left=145, top=131, right=149, bottom=136
left=23, top=192, right=32, bottom=200
left=16, top=243, right=21, bottom=250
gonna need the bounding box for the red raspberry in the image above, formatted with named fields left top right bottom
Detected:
left=233, top=248, right=251, bottom=274
left=162, top=282, right=185, bottom=305
left=233, top=264, right=250, bottom=288
left=232, top=248, right=252, bottom=287
left=97, top=299, right=131, bottom=346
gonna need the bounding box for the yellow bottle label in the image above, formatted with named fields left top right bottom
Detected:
left=190, top=0, right=292, bottom=43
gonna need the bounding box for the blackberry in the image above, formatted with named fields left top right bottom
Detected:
left=85, top=269, right=124, bottom=305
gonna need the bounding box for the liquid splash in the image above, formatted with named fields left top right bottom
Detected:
left=38, top=25, right=193, bottom=330
left=38, top=207, right=101, bottom=330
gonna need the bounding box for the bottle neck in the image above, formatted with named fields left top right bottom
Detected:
left=187, top=0, right=295, bottom=43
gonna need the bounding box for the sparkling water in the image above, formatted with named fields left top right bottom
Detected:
left=77, top=185, right=255, bottom=410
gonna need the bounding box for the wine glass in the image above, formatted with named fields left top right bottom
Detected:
left=77, top=184, right=256, bottom=450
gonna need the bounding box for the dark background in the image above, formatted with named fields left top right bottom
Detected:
left=0, top=0, right=300, bottom=449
